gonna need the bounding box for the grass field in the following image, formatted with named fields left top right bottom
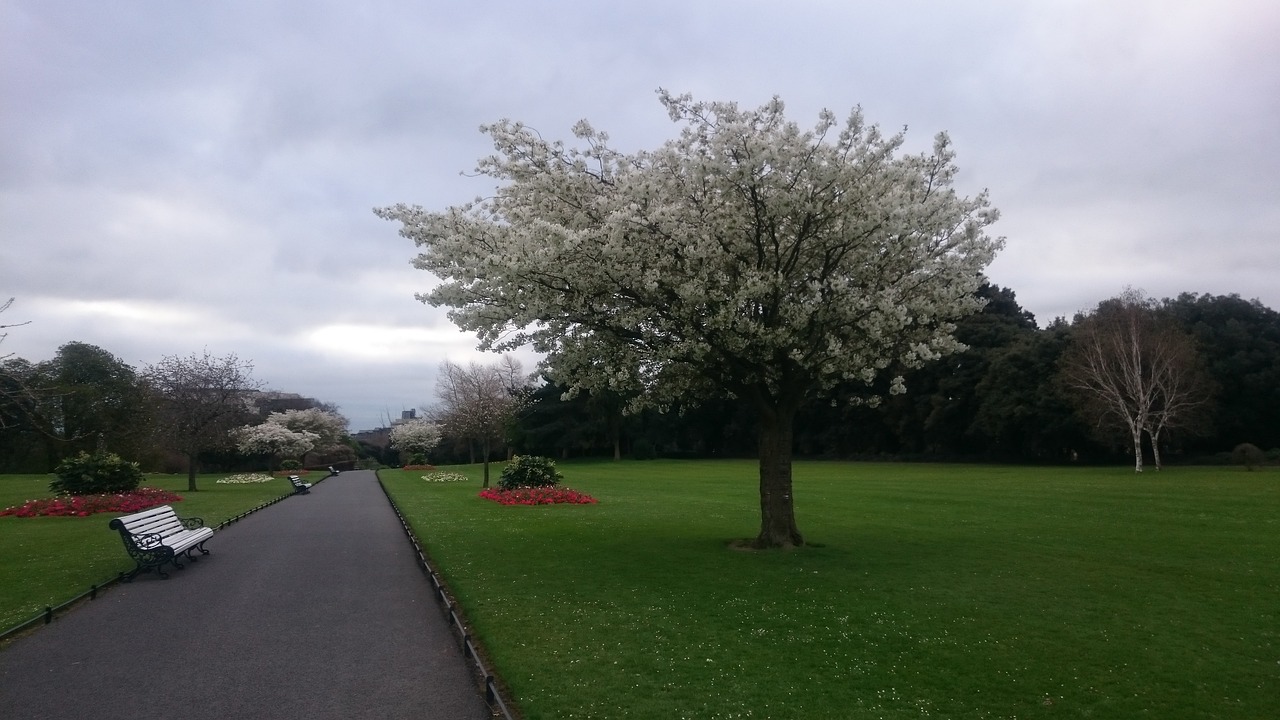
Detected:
left=380, top=460, right=1279, bottom=720
left=0, top=473, right=297, bottom=631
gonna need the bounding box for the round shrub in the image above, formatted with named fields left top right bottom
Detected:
left=278, top=459, right=302, bottom=470
left=50, top=452, right=144, bottom=496
left=498, top=455, right=563, bottom=490
left=1232, top=443, right=1265, bottom=471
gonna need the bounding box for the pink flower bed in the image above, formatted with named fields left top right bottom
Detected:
left=0, top=487, right=184, bottom=518
left=479, top=487, right=598, bottom=506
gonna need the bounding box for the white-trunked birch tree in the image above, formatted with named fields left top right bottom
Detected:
left=1060, top=289, right=1212, bottom=472
left=377, top=92, right=1002, bottom=548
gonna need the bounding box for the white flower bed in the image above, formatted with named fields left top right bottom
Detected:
left=216, top=473, right=275, bottom=484
left=422, top=472, right=470, bottom=483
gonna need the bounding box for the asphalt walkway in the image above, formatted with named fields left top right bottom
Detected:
left=0, top=471, right=493, bottom=720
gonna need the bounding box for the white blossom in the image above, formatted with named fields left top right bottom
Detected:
left=236, top=422, right=320, bottom=458
left=389, top=419, right=443, bottom=458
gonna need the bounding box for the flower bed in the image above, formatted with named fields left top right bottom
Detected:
left=216, top=473, right=274, bottom=484
left=423, top=472, right=469, bottom=483
left=402, top=464, right=438, bottom=471
left=272, top=469, right=311, bottom=476
left=479, top=486, right=598, bottom=506
left=0, top=487, right=184, bottom=518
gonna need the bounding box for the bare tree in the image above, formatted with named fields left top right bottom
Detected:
left=143, top=350, right=261, bottom=491
left=1060, top=289, right=1211, bottom=471
left=0, top=298, right=29, bottom=361
left=0, top=298, right=53, bottom=434
left=430, top=355, right=529, bottom=487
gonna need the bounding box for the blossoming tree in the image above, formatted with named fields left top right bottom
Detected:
left=238, top=408, right=349, bottom=468
left=388, top=418, right=443, bottom=464
left=377, top=91, right=1002, bottom=548
left=235, top=422, right=320, bottom=466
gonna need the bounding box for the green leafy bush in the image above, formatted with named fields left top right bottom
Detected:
left=50, top=452, right=144, bottom=496
left=498, top=455, right=563, bottom=490
left=278, top=459, right=302, bottom=470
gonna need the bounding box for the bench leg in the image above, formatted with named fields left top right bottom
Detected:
left=183, top=543, right=210, bottom=560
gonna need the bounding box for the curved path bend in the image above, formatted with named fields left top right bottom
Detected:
left=0, top=470, right=493, bottom=720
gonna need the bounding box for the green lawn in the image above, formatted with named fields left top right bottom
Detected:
left=0, top=473, right=297, bottom=631
left=380, top=461, right=1279, bottom=720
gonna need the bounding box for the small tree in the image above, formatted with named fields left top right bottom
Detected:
left=431, top=356, right=530, bottom=487
left=388, top=419, right=443, bottom=464
left=144, top=350, right=261, bottom=491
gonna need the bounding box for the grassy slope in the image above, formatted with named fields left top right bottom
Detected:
left=0, top=473, right=294, bottom=631
left=381, top=460, right=1279, bottom=720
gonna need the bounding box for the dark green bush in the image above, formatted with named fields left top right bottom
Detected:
left=631, top=438, right=657, bottom=460
left=1232, top=443, right=1265, bottom=471
left=498, top=455, right=563, bottom=490
left=50, top=452, right=144, bottom=496
left=278, top=459, right=302, bottom=470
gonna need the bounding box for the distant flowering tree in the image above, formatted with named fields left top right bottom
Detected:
left=265, top=408, right=348, bottom=448
left=237, top=408, right=348, bottom=468
left=388, top=419, right=443, bottom=463
left=378, top=91, right=1002, bottom=547
left=236, top=422, right=320, bottom=463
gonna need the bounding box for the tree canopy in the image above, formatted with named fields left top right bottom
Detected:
left=143, top=350, right=261, bottom=491
left=380, top=91, right=1002, bottom=546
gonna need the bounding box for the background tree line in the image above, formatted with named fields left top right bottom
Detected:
left=5, top=285, right=1277, bottom=473
left=0, top=342, right=352, bottom=476
left=492, top=285, right=1280, bottom=467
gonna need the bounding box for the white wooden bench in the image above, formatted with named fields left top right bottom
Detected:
left=288, top=475, right=312, bottom=494
left=108, top=505, right=214, bottom=580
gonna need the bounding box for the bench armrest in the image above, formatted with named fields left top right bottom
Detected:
left=133, top=532, right=165, bottom=551
left=179, top=517, right=206, bottom=530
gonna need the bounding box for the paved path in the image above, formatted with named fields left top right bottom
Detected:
left=0, top=471, right=493, bottom=720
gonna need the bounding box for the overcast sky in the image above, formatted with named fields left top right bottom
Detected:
left=3, top=0, right=1277, bottom=432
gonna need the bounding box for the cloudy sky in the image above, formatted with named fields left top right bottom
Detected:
left=3, top=0, right=1277, bottom=432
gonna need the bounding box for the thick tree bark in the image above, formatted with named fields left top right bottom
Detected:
left=1149, top=428, right=1163, bottom=470
left=755, top=404, right=804, bottom=548
left=186, top=452, right=199, bottom=491
left=481, top=437, right=491, bottom=488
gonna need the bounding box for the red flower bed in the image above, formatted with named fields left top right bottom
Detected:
left=402, top=464, right=437, bottom=471
left=479, top=486, right=598, bottom=506
left=0, top=487, right=184, bottom=518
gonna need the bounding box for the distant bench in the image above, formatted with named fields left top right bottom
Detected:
left=108, top=505, right=213, bottom=581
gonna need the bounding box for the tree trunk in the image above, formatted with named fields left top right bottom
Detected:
left=186, top=452, right=199, bottom=491
left=1129, top=420, right=1144, bottom=473
left=481, top=437, right=491, bottom=488
left=1149, top=427, right=1163, bottom=470
left=755, top=404, right=804, bottom=548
